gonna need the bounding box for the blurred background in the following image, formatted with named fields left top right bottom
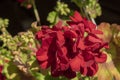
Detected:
left=0, top=0, right=120, bottom=35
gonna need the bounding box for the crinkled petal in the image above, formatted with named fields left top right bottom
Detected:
left=77, top=38, right=86, bottom=50
left=38, top=61, right=49, bottom=69
left=53, top=21, right=63, bottom=30
left=70, top=11, right=83, bottom=22
left=92, top=30, right=103, bottom=34
left=57, top=46, right=68, bottom=63
left=64, top=68, right=76, bottom=79
left=56, top=31, right=65, bottom=46
left=64, top=30, right=78, bottom=39
left=88, top=34, right=102, bottom=43
left=35, top=31, right=43, bottom=40
left=70, top=56, right=82, bottom=71
left=87, top=21, right=96, bottom=30
left=95, top=53, right=107, bottom=63
left=36, top=48, right=48, bottom=61
left=86, top=63, right=98, bottom=76
left=82, top=52, right=94, bottom=61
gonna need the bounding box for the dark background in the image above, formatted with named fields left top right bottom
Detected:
left=0, top=0, right=120, bottom=35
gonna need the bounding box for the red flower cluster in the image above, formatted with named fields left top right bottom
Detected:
left=36, top=11, right=108, bottom=78
left=0, top=66, right=5, bottom=80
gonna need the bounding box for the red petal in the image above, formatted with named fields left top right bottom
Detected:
left=82, top=52, right=94, bottom=61
left=78, top=23, right=85, bottom=37
left=36, top=48, right=48, bottom=61
left=53, top=21, right=63, bottom=30
left=77, top=38, right=86, bottom=50
left=88, top=35, right=102, bottom=43
left=88, top=21, right=96, bottom=30
left=64, top=68, right=76, bottom=79
left=35, top=31, right=43, bottom=40
left=95, top=53, right=107, bottom=63
left=92, top=30, right=103, bottom=34
left=70, top=11, right=83, bottom=22
left=39, top=61, right=49, bottom=69
left=41, top=37, right=53, bottom=49
left=70, top=56, right=82, bottom=71
left=0, top=66, right=3, bottom=73
left=64, top=30, right=78, bottom=38
left=56, top=31, right=65, bottom=46
left=87, top=63, right=98, bottom=76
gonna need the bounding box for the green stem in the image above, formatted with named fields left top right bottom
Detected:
left=80, top=7, right=84, bottom=17
left=82, top=7, right=97, bottom=25
left=32, top=0, right=41, bottom=26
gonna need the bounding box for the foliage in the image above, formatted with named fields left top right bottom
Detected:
left=0, top=18, right=39, bottom=80
left=97, top=23, right=120, bottom=80
left=72, top=0, right=101, bottom=18
left=47, top=1, right=70, bottom=25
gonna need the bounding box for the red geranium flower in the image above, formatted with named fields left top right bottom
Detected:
left=68, top=11, right=108, bottom=76
left=36, top=22, right=76, bottom=78
left=36, top=11, right=108, bottom=78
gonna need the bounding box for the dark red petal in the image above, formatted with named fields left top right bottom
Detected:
left=67, top=21, right=76, bottom=26
left=87, top=21, right=96, bottom=30
left=36, top=48, right=48, bottom=61
left=82, top=52, right=94, bottom=61
left=103, top=43, right=109, bottom=49
left=53, top=21, right=63, bottom=30
left=64, top=68, right=76, bottom=79
left=56, top=31, right=65, bottom=46
left=70, top=56, right=82, bottom=71
left=86, top=63, right=98, bottom=76
left=64, top=30, right=78, bottom=39
left=51, top=63, right=63, bottom=77
left=87, top=67, right=94, bottom=76
left=78, top=23, right=85, bottom=37
left=35, top=31, right=43, bottom=40
left=62, top=26, right=69, bottom=31
left=41, top=37, right=53, bottom=49
left=73, top=42, right=77, bottom=52
left=81, top=67, right=87, bottom=76
left=36, top=36, right=54, bottom=61
left=77, top=38, right=86, bottom=50
left=59, top=63, right=69, bottom=71
left=92, top=30, right=103, bottom=34
left=0, top=66, right=3, bottom=73
left=88, top=35, right=102, bottom=43
left=70, top=11, right=83, bottom=22
left=91, top=63, right=98, bottom=74
left=57, top=46, right=68, bottom=63
left=39, top=61, right=49, bottom=69
left=95, top=53, right=107, bottom=63
left=51, top=70, right=62, bottom=77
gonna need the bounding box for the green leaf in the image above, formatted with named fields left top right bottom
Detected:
left=0, top=48, right=12, bottom=59
left=3, top=61, right=21, bottom=80
left=47, top=11, right=58, bottom=24
left=30, top=59, right=39, bottom=71
left=19, top=53, right=28, bottom=63
left=112, top=45, right=120, bottom=73
left=0, top=18, right=9, bottom=29
left=93, top=77, right=98, bottom=80
left=32, top=72, right=45, bottom=80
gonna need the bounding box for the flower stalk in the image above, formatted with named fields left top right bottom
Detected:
left=31, top=0, right=41, bottom=26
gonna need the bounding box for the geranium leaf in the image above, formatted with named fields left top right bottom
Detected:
left=47, top=11, right=58, bottom=24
